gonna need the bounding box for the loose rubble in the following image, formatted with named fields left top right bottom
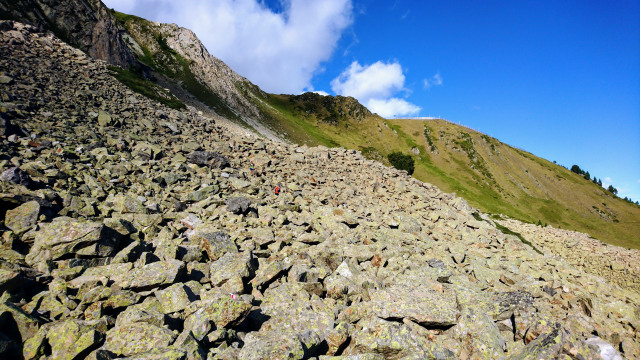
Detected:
left=0, top=21, right=639, bottom=360
left=497, top=218, right=640, bottom=294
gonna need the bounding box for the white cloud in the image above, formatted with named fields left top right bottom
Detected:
left=331, top=61, right=405, bottom=100
left=367, top=98, right=420, bottom=118
left=103, top=0, right=353, bottom=94
left=423, top=72, right=443, bottom=89
left=312, top=90, right=330, bottom=96
left=330, top=60, right=420, bottom=118
left=603, top=177, right=613, bottom=188
left=103, top=0, right=137, bottom=13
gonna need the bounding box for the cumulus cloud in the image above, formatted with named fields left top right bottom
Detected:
left=312, top=90, right=330, bottom=96
left=103, top=0, right=353, bottom=94
left=423, top=72, right=443, bottom=89
left=367, top=98, right=420, bottom=118
left=330, top=60, right=420, bottom=118
left=331, top=61, right=404, bottom=100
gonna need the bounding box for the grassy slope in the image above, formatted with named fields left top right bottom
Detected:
left=254, top=97, right=640, bottom=248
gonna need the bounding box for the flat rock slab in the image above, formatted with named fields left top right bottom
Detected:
left=367, top=284, right=458, bottom=326
left=104, top=322, right=176, bottom=357
left=347, top=316, right=430, bottom=359
left=209, top=251, right=257, bottom=286
left=185, top=293, right=252, bottom=332
left=68, top=263, right=133, bottom=288
left=4, top=200, right=40, bottom=233
left=238, top=330, right=320, bottom=360
left=25, top=218, right=121, bottom=266
left=111, top=260, right=184, bottom=289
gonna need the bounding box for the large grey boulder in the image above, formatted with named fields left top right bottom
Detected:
left=226, top=196, right=252, bottom=214
left=110, top=260, right=184, bottom=289
left=366, top=284, right=458, bottom=326
left=25, top=218, right=122, bottom=266
left=4, top=200, right=40, bottom=233
left=189, top=229, right=237, bottom=261
left=104, top=322, right=176, bottom=357
left=186, top=151, right=230, bottom=168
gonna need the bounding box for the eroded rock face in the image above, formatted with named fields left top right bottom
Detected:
left=0, top=21, right=638, bottom=360
left=0, top=0, right=137, bottom=67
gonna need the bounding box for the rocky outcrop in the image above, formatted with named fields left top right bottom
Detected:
left=0, top=0, right=137, bottom=67
left=119, top=18, right=265, bottom=120
left=1, top=21, right=639, bottom=359
left=287, top=92, right=374, bottom=124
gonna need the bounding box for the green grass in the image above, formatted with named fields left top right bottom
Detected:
left=259, top=95, right=341, bottom=147
left=424, top=125, right=436, bottom=152
left=494, top=223, right=543, bottom=254
left=107, top=66, right=185, bottom=110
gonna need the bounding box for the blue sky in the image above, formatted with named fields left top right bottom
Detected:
left=103, top=0, right=640, bottom=201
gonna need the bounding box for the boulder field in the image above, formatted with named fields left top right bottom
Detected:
left=0, top=21, right=638, bottom=359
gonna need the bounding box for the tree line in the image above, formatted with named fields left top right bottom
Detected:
left=570, top=164, right=639, bottom=205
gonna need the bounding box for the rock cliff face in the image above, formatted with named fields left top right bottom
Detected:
left=0, top=0, right=137, bottom=67
left=1, top=21, right=640, bottom=360
left=117, top=16, right=266, bottom=121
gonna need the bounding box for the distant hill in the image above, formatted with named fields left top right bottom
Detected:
left=249, top=109, right=640, bottom=248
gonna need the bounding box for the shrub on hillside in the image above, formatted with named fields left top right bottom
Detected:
left=387, top=152, right=415, bottom=175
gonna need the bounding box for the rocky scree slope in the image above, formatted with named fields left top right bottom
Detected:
left=496, top=218, right=640, bottom=294
left=0, top=22, right=639, bottom=360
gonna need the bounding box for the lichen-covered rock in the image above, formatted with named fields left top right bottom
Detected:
left=366, top=284, right=458, bottom=326
left=0, top=302, right=40, bottom=342
left=453, top=307, right=505, bottom=359
left=25, top=218, right=121, bottom=266
left=184, top=293, right=251, bottom=330
left=155, top=283, right=197, bottom=314
left=111, top=260, right=184, bottom=289
left=104, top=322, right=176, bottom=357
left=46, top=319, right=106, bottom=360
left=226, top=196, right=251, bottom=214
left=238, top=330, right=321, bottom=360
left=190, top=229, right=237, bottom=261
left=4, top=200, right=40, bottom=233
left=115, top=304, right=165, bottom=328
left=344, top=316, right=431, bottom=358
left=209, top=251, right=257, bottom=287
left=260, top=283, right=336, bottom=339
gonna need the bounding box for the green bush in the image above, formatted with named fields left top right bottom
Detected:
left=387, top=152, right=415, bottom=175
